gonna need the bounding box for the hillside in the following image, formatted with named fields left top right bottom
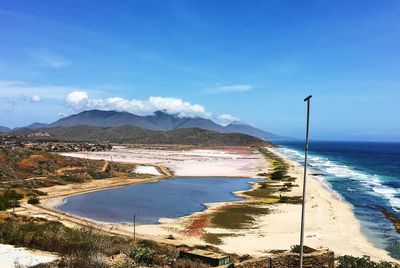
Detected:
left=49, top=110, right=227, bottom=132
left=0, top=126, right=10, bottom=133
left=225, top=122, right=284, bottom=140
left=38, top=109, right=285, bottom=140
left=24, top=122, right=50, bottom=129
left=4, top=125, right=269, bottom=146
left=50, top=110, right=160, bottom=130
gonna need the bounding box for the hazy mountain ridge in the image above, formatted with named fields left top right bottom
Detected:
left=4, top=125, right=268, bottom=146
left=33, top=110, right=285, bottom=140
left=225, top=122, right=283, bottom=140
left=50, top=110, right=161, bottom=130
left=24, top=122, right=50, bottom=129
left=0, top=126, right=10, bottom=132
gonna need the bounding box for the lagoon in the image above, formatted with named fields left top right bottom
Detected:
left=57, top=177, right=258, bottom=224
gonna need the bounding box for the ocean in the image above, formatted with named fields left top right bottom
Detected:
left=276, top=141, right=400, bottom=259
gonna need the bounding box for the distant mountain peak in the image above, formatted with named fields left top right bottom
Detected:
left=228, top=121, right=249, bottom=126
left=22, top=109, right=285, bottom=141
left=154, top=109, right=170, bottom=115
left=26, top=122, right=49, bottom=129
left=0, top=125, right=10, bottom=132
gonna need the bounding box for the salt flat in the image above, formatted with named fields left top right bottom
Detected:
left=61, top=146, right=267, bottom=177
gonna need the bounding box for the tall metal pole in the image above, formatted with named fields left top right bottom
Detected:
left=299, top=95, right=312, bottom=268
left=133, top=214, right=136, bottom=245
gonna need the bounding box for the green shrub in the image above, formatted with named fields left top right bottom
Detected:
left=290, top=245, right=316, bottom=254
left=337, top=255, right=400, bottom=268
left=0, top=190, right=23, bottom=210
left=88, top=171, right=110, bottom=180
left=271, top=170, right=285, bottom=180
left=284, top=182, right=293, bottom=187
left=59, top=174, right=86, bottom=183
left=137, top=239, right=161, bottom=250
left=3, top=190, right=23, bottom=200
left=127, top=246, right=156, bottom=265
left=279, top=195, right=302, bottom=204
left=28, top=196, right=40, bottom=205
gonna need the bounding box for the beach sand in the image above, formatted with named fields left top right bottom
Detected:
left=215, top=149, right=396, bottom=262
left=15, top=146, right=398, bottom=263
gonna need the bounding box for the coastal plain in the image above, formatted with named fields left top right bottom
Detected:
left=13, top=145, right=399, bottom=264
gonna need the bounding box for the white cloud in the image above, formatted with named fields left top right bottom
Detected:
left=217, top=114, right=241, bottom=126
left=31, top=49, right=70, bottom=68
left=30, top=94, right=42, bottom=103
left=64, top=91, right=212, bottom=118
left=0, top=79, right=242, bottom=124
left=65, top=91, right=89, bottom=110
left=203, top=84, right=253, bottom=94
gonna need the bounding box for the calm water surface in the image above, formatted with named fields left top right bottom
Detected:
left=58, top=177, right=258, bottom=224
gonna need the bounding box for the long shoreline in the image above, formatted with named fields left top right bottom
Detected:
left=13, top=146, right=399, bottom=263
left=264, top=148, right=398, bottom=262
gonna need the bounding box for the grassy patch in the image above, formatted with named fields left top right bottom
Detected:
left=243, top=183, right=280, bottom=198
left=260, top=197, right=280, bottom=204
left=278, top=195, right=302, bottom=204
left=210, top=204, right=269, bottom=229
left=203, top=233, right=232, bottom=245
left=259, top=147, right=288, bottom=175
left=290, top=244, right=316, bottom=254
left=242, top=147, right=301, bottom=205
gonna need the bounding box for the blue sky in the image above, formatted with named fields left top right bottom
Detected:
left=0, top=0, right=399, bottom=141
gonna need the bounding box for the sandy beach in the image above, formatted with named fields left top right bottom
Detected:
left=15, top=146, right=398, bottom=263
left=216, top=149, right=396, bottom=262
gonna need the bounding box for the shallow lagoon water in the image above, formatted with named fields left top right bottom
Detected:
left=58, top=177, right=258, bottom=224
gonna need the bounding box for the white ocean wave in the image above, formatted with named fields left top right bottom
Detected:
left=277, top=145, right=400, bottom=213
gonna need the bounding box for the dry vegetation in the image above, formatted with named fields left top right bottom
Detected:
left=0, top=216, right=213, bottom=268
left=0, top=147, right=146, bottom=212
left=242, top=147, right=302, bottom=204
left=194, top=147, right=303, bottom=246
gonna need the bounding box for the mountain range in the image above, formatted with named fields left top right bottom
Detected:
left=1, top=109, right=286, bottom=141
left=0, top=126, right=10, bottom=132
left=3, top=125, right=268, bottom=146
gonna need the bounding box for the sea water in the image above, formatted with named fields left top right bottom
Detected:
left=276, top=141, right=400, bottom=259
